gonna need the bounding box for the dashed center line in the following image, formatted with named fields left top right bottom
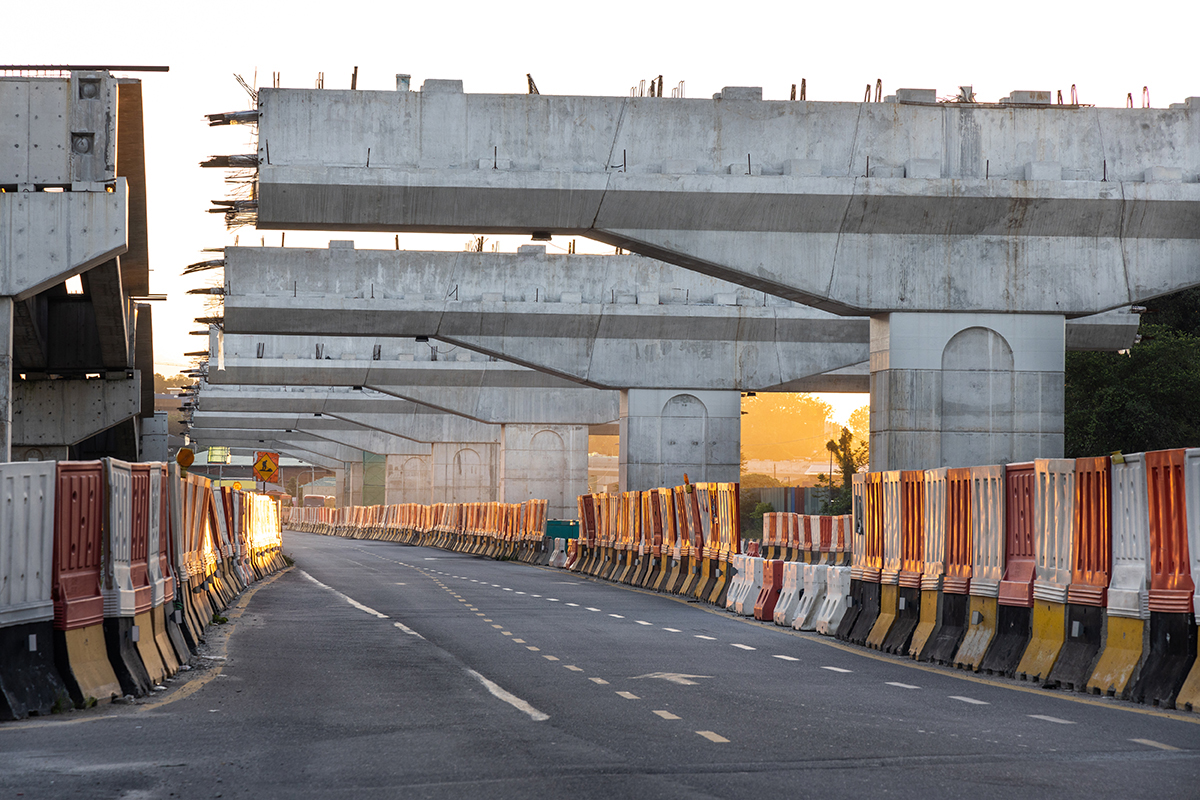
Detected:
left=512, top=639, right=526, bottom=644
left=548, top=598, right=560, bottom=602
left=543, top=655, right=560, bottom=661
left=501, top=631, right=513, bottom=636
left=731, top=644, right=756, bottom=651
left=663, top=628, right=681, bottom=632
left=886, top=682, right=921, bottom=689
left=586, top=607, right=601, bottom=612
left=653, top=710, right=681, bottom=720
left=526, top=646, right=540, bottom=651
left=635, top=621, right=652, bottom=626
left=589, top=678, right=609, bottom=685
left=821, top=666, right=853, bottom=673
left=503, top=588, right=513, bottom=592
left=1131, top=738, right=1180, bottom=751
left=949, top=696, right=989, bottom=705
left=696, top=731, right=729, bottom=743
left=609, top=614, right=625, bottom=618
left=1029, top=715, right=1074, bottom=724
left=695, top=635, right=716, bottom=640
left=492, top=624, right=503, bottom=629
left=566, top=603, right=579, bottom=607
left=515, top=591, right=526, bottom=595
left=565, top=665, right=583, bottom=672
left=616, top=691, right=640, bottom=700
left=773, top=655, right=800, bottom=661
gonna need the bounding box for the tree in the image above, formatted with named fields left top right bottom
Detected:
left=848, top=405, right=869, bottom=445
left=1065, top=323, right=1200, bottom=456
left=153, top=372, right=191, bottom=393
left=740, top=392, right=835, bottom=462
left=816, top=426, right=868, bottom=514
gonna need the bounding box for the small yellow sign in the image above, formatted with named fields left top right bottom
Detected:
left=253, top=451, right=280, bottom=483
left=233, top=481, right=243, bottom=491
left=176, top=448, right=195, bottom=468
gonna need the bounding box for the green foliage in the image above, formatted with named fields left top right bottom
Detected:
left=749, top=501, right=774, bottom=520
left=817, top=427, right=869, bottom=515
left=153, top=372, right=191, bottom=392
left=1065, top=323, right=1200, bottom=457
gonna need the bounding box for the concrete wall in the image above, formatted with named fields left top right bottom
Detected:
left=430, top=442, right=498, bottom=504
left=619, top=389, right=740, bottom=491
left=498, top=424, right=588, bottom=519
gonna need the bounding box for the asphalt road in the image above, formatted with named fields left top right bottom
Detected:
left=3, top=530, right=1199, bottom=799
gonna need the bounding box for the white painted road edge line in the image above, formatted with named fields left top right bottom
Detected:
left=1130, top=738, right=1180, bottom=751
left=393, top=622, right=424, bottom=639
left=466, top=667, right=550, bottom=722
left=300, top=570, right=390, bottom=619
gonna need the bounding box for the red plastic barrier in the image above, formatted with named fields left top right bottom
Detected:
left=754, top=560, right=784, bottom=620
left=747, top=541, right=761, bottom=558
left=899, top=470, right=925, bottom=588
left=52, top=462, right=106, bottom=630
left=943, top=468, right=973, bottom=594
left=129, top=464, right=154, bottom=614
left=1069, top=456, right=1112, bottom=606
left=999, top=463, right=1036, bottom=607
left=1145, top=449, right=1194, bottom=613
left=819, top=516, right=833, bottom=553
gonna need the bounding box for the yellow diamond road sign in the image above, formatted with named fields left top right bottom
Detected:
left=253, top=451, right=280, bottom=483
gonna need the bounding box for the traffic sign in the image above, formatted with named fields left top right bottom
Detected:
left=253, top=451, right=280, bottom=483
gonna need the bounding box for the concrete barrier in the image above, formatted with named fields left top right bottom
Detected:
left=0, top=462, right=70, bottom=720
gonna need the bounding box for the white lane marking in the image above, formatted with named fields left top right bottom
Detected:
left=1028, top=715, right=1074, bottom=724
left=465, top=667, right=549, bottom=722
left=616, top=691, right=640, bottom=700
left=663, top=627, right=681, bottom=632
left=492, top=584, right=501, bottom=587
left=609, top=614, right=625, bottom=618
left=590, top=677, right=610, bottom=685
left=731, top=644, right=756, bottom=651
left=653, top=710, right=681, bottom=720
left=543, top=655, right=560, bottom=661
left=393, top=622, right=424, bottom=638
left=886, top=682, right=921, bottom=689
left=512, top=639, right=526, bottom=644
left=501, top=632, right=513, bottom=636
left=949, top=696, right=989, bottom=705
left=696, top=731, right=729, bottom=743
left=526, top=646, right=540, bottom=651
left=515, top=591, right=526, bottom=595
left=503, top=588, right=513, bottom=592
left=299, top=571, right=389, bottom=619
left=565, top=665, right=583, bottom=672
left=548, top=598, right=560, bottom=602
left=694, top=635, right=716, bottom=640
left=492, top=624, right=503, bottom=629
left=586, top=607, right=601, bottom=612
left=636, top=621, right=652, bottom=626
left=773, top=655, right=800, bottom=661
left=566, top=603, right=579, bottom=607
left=531, top=595, right=541, bottom=598
left=821, top=667, right=853, bottom=673
left=393, top=582, right=406, bottom=585
left=1131, top=738, right=1180, bottom=751
left=632, top=672, right=711, bottom=685
left=475, top=613, right=486, bottom=616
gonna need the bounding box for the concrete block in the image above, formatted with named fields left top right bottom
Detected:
left=714, top=293, right=737, bottom=306
left=421, top=79, right=463, bottom=94
left=868, top=164, right=904, bottom=178
left=905, top=159, right=941, bottom=179
left=396, top=74, right=411, bottom=92
left=517, top=244, right=546, bottom=254
left=1009, top=90, right=1052, bottom=105
left=896, top=89, right=937, bottom=103
left=783, top=159, right=822, bottom=177
left=637, top=292, right=660, bottom=306
left=1025, top=161, right=1062, bottom=181
left=719, top=87, right=762, bottom=101
left=727, top=162, right=762, bottom=175
left=662, top=159, right=698, bottom=174
left=1144, top=166, right=1183, bottom=182
left=1186, top=97, right=1200, bottom=108
left=329, top=240, right=355, bottom=249
left=559, top=292, right=582, bottom=304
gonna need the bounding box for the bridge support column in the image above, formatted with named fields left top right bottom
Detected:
left=869, top=313, right=1065, bottom=471
left=0, top=298, right=11, bottom=462
left=498, top=424, right=589, bottom=520
left=619, top=389, right=741, bottom=492
left=430, top=442, right=498, bottom=504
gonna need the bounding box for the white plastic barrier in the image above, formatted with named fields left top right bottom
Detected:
left=880, top=471, right=903, bottom=585
left=725, top=554, right=748, bottom=610
left=735, top=557, right=765, bottom=616
left=922, top=468, right=948, bottom=592
left=550, top=538, right=567, bottom=568
left=970, top=465, right=1006, bottom=598
left=1033, top=458, right=1075, bottom=604
left=147, top=467, right=167, bottom=608
left=794, top=563, right=828, bottom=631
left=815, top=566, right=852, bottom=635
left=1108, top=453, right=1150, bottom=619
left=0, top=463, right=56, bottom=628
left=773, top=561, right=803, bottom=626
left=102, top=459, right=136, bottom=618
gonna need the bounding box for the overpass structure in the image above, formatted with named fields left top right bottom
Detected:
left=2, top=71, right=158, bottom=462
left=245, top=82, right=1198, bottom=469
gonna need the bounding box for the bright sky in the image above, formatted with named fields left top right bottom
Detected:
left=7, top=0, right=1194, bottom=427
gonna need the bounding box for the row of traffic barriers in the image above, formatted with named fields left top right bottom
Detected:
left=285, top=499, right=554, bottom=563
left=558, top=484, right=856, bottom=615
left=814, top=451, right=1200, bottom=711
left=0, top=460, right=286, bottom=720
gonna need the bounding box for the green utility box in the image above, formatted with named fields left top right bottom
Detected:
left=546, top=520, right=579, bottom=540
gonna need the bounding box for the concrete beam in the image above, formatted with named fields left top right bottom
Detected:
left=81, top=258, right=132, bottom=370
left=256, top=87, right=1200, bottom=316
left=0, top=186, right=128, bottom=300
left=222, top=246, right=869, bottom=390
left=189, top=411, right=446, bottom=453
left=12, top=374, right=140, bottom=447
